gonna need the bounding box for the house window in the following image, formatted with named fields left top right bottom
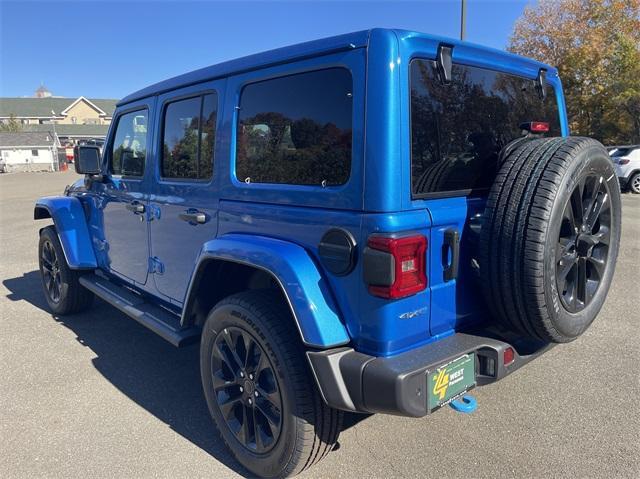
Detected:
left=32, top=150, right=39, bottom=156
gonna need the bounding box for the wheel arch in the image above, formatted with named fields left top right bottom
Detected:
left=181, top=234, right=351, bottom=349
left=34, top=196, right=97, bottom=269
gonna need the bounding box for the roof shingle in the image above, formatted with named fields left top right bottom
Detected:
left=0, top=97, right=118, bottom=118
left=0, top=132, right=57, bottom=147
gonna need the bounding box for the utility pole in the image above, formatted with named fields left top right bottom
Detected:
left=460, top=0, right=467, bottom=41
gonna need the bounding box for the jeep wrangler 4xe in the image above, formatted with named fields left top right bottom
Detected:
left=35, top=29, right=621, bottom=478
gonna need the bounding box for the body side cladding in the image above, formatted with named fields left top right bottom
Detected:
left=34, top=196, right=97, bottom=269
left=181, top=234, right=350, bottom=349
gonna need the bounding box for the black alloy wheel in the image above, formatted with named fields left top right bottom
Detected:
left=211, top=326, right=282, bottom=454
left=556, top=174, right=611, bottom=313
left=41, top=238, right=62, bottom=303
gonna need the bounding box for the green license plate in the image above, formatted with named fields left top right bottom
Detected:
left=427, top=353, right=476, bottom=411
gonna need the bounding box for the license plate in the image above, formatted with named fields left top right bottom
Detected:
left=427, top=353, right=476, bottom=411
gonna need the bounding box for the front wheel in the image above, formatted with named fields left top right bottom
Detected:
left=38, top=226, right=94, bottom=315
left=200, top=291, right=342, bottom=478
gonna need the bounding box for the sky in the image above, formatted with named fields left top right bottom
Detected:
left=0, top=0, right=532, bottom=100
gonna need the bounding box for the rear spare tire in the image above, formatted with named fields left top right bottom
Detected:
left=479, top=137, right=621, bottom=343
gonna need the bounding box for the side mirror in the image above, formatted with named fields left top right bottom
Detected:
left=74, top=145, right=102, bottom=175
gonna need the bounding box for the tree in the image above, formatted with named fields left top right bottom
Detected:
left=509, top=0, right=640, bottom=144
left=0, top=114, right=22, bottom=133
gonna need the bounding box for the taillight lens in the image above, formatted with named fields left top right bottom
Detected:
left=617, top=158, right=630, bottom=165
left=367, top=235, right=427, bottom=298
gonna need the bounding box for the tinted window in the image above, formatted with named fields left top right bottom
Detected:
left=236, top=68, right=353, bottom=186
left=410, top=60, right=561, bottom=196
left=111, top=109, right=148, bottom=177
left=161, top=93, right=217, bottom=180
left=611, top=147, right=637, bottom=157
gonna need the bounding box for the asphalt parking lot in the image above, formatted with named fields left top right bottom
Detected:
left=1, top=170, right=638, bottom=479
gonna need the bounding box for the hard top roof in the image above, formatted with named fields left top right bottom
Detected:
left=119, top=28, right=555, bottom=106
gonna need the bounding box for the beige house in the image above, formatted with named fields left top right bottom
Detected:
left=0, top=96, right=117, bottom=126
left=0, top=87, right=118, bottom=144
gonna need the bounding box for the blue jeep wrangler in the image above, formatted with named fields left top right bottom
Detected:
left=35, top=29, right=621, bottom=477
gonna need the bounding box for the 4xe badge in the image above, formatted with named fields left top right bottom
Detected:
left=428, top=354, right=475, bottom=411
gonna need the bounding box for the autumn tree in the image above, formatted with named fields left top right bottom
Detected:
left=509, top=0, right=640, bottom=144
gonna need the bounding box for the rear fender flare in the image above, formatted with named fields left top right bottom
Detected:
left=34, top=196, right=97, bottom=269
left=182, top=234, right=350, bottom=349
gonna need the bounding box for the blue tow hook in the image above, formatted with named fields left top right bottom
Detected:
left=449, top=394, right=477, bottom=414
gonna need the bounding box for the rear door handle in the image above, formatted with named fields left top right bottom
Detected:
left=179, top=210, right=207, bottom=224
left=126, top=201, right=145, bottom=214
left=443, top=228, right=460, bottom=282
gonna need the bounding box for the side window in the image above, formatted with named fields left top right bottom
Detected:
left=236, top=68, right=353, bottom=186
left=110, top=109, right=148, bottom=177
left=410, top=60, right=560, bottom=196
left=161, top=93, right=217, bottom=180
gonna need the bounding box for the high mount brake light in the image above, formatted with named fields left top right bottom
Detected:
left=520, top=121, right=550, bottom=133
left=367, top=235, right=427, bottom=299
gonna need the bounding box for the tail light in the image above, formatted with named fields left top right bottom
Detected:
left=365, top=234, right=427, bottom=299
left=617, top=158, right=630, bottom=165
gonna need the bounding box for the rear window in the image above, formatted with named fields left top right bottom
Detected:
left=610, top=147, right=637, bottom=157
left=410, top=59, right=561, bottom=197
left=235, top=68, right=353, bottom=186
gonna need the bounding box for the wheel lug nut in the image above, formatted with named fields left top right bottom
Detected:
left=240, top=371, right=244, bottom=378
left=239, top=386, right=243, bottom=392
left=249, top=374, right=253, bottom=380
left=248, top=398, right=253, bottom=405
left=254, top=391, right=258, bottom=397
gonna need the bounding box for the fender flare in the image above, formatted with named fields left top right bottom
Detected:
left=34, top=196, right=97, bottom=269
left=182, top=234, right=350, bottom=349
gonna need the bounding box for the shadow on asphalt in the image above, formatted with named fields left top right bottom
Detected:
left=3, top=270, right=372, bottom=475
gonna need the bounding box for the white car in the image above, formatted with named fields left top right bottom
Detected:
left=610, top=145, right=640, bottom=194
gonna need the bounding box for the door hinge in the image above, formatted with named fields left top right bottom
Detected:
left=148, top=257, right=165, bottom=275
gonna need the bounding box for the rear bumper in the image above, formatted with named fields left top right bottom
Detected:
left=307, top=332, right=553, bottom=417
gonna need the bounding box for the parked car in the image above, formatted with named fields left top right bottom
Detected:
left=610, top=145, right=640, bottom=193
left=34, top=29, right=621, bottom=478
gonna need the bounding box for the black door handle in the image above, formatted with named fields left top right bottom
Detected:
left=126, top=202, right=145, bottom=214
left=443, top=228, right=460, bottom=282
left=179, top=210, right=207, bottom=224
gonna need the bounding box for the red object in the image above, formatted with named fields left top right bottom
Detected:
left=503, top=347, right=515, bottom=366
left=618, top=159, right=630, bottom=165
left=368, top=235, right=428, bottom=299
left=529, top=121, right=550, bottom=133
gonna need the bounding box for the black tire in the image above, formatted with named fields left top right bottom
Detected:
left=628, top=172, right=640, bottom=194
left=479, top=137, right=621, bottom=343
left=38, top=226, right=94, bottom=315
left=200, top=291, right=342, bottom=478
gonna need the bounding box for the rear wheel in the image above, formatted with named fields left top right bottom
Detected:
left=479, top=137, right=621, bottom=343
left=200, top=291, right=342, bottom=478
left=38, top=226, right=94, bottom=315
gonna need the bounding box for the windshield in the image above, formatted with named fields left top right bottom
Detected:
left=410, top=59, right=561, bottom=197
